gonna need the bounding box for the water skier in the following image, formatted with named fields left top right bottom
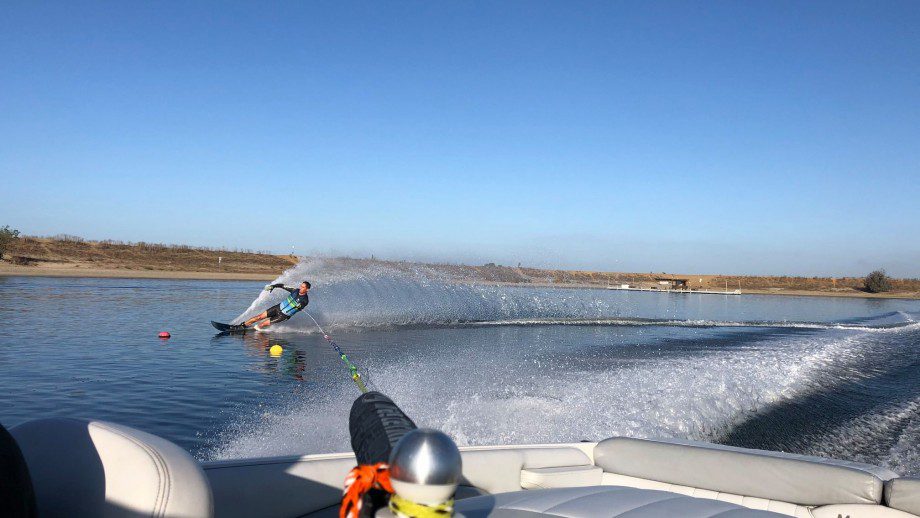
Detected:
left=241, top=281, right=311, bottom=331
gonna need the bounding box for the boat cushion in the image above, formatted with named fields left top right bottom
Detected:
left=521, top=465, right=604, bottom=489
left=458, top=446, right=593, bottom=495
left=12, top=418, right=213, bottom=518
left=594, top=437, right=896, bottom=506
left=602, top=472, right=813, bottom=517
left=886, top=478, right=920, bottom=516
left=811, top=503, right=920, bottom=518
left=454, top=485, right=790, bottom=517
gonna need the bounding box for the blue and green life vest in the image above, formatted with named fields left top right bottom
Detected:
left=280, top=291, right=309, bottom=316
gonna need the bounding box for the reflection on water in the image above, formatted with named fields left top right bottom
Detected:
left=235, top=334, right=308, bottom=382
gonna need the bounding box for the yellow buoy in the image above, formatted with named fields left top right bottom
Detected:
left=269, top=344, right=283, bottom=357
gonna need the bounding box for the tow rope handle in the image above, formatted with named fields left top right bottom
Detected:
left=341, top=464, right=454, bottom=518
left=340, top=463, right=392, bottom=518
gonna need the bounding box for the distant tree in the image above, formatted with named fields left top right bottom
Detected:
left=864, top=269, right=892, bottom=293
left=0, top=226, right=21, bottom=260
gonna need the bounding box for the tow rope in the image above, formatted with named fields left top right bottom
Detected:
left=299, top=319, right=455, bottom=517
left=304, top=311, right=369, bottom=393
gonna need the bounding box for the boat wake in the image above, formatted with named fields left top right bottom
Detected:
left=211, top=259, right=920, bottom=474
left=234, top=259, right=915, bottom=332
left=461, top=317, right=919, bottom=332
left=210, top=323, right=894, bottom=460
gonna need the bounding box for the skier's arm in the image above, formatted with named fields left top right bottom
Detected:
left=263, top=283, right=296, bottom=293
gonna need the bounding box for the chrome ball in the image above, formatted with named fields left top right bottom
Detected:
left=388, top=428, right=462, bottom=486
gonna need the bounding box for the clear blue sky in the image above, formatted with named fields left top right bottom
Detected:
left=2, top=1, right=918, bottom=276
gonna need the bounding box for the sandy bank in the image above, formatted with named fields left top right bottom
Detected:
left=0, top=263, right=276, bottom=281
left=3, top=263, right=918, bottom=299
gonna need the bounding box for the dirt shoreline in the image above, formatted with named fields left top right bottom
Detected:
left=3, top=264, right=917, bottom=300
left=0, top=264, right=276, bottom=281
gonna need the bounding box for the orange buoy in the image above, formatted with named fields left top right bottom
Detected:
left=158, top=331, right=171, bottom=339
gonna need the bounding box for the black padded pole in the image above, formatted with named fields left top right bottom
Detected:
left=349, top=391, right=417, bottom=465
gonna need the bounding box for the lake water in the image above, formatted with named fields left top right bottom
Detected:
left=2, top=260, right=920, bottom=475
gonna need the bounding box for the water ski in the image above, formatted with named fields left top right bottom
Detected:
left=211, top=321, right=249, bottom=334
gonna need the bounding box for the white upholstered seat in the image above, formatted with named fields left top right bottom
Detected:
left=12, top=418, right=213, bottom=518
left=454, top=485, right=790, bottom=517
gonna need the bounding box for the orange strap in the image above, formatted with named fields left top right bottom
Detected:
left=341, top=463, right=394, bottom=518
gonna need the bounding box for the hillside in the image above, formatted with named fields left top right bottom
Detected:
left=5, top=236, right=296, bottom=274
left=2, top=236, right=918, bottom=298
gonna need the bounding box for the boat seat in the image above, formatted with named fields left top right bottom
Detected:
left=886, top=478, right=920, bottom=517
left=458, top=445, right=593, bottom=496
left=11, top=418, right=213, bottom=518
left=594, top=437, right=902, bottom=517
left=601, top=472, right=815, bottom=516
left=454, top=485, right=790, bottom=517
